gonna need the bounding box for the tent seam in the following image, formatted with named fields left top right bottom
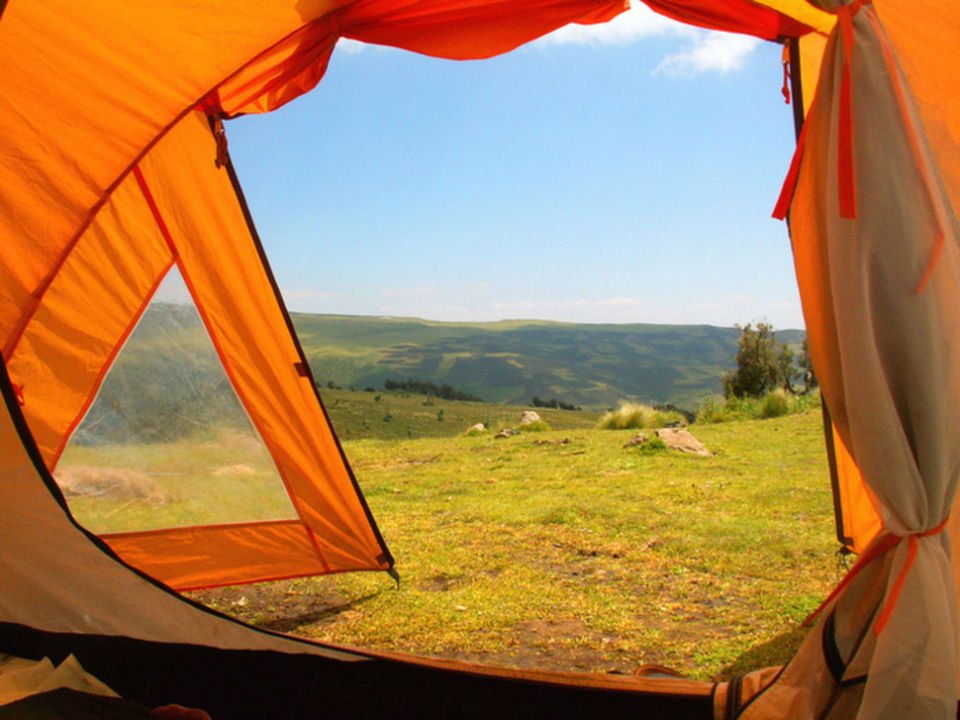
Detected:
left=219, top=125, right=396, bottom=570
left=132, top=163, right=336, bottom=576
left=47, top=257, right=176, bottom=471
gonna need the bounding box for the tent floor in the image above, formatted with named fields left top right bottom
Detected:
left=1, top=623, right=714, bottom=719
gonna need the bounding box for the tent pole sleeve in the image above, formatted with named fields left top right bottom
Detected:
left=788, top=36, right=806, bottom=137
left=821, top=401, right=850, bottom=547
left=785, top=34, right=848, bottom=549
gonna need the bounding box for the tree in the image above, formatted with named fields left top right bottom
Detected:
left=777, top=344, right=796, bottom=393
left=798, top=337, right=818, bottom=392
left=724, top=322, right=796, bottom=398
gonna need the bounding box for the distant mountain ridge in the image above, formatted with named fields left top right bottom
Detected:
left=291, top=313, right=805, bottom=409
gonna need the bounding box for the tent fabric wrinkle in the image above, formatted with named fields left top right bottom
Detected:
left=203, top=0, right=629, bottom=118
left=640, top=0, right=814, bottom=40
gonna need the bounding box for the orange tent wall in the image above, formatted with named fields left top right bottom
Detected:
left=1, top=0, right=640, bottom=590
left=7, top=107, right=393, bottom=589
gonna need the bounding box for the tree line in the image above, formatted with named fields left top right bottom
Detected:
left=383, top=378, right=484, bottom=402
left=531, top=396, right=581, bottom=411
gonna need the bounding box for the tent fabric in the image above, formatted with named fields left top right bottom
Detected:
left=640, top=0, right=813, bottom=39
left=811, top=0, right=960, bottom=561
left=3, top=0, right=960, bottom=717
left=0, top=0, right=632, bottom=590
left=756, top=0, right=834, bottom=35
left=202, top=0, right=630, bottom=118
left=6, top=109, right=393, bottom=586
left=742, top=1, right=960, bottom=717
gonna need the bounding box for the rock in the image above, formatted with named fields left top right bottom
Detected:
left=654, top=428, right=711, bottom=456
left=466, top=422, right=486, bottom=434
left=623, top=432, right=649, bottom=448
left=494, top=428, right=518, bottom=439
left=519, top=411, right=541, bottom=426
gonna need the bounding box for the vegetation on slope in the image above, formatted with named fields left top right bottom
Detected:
left=292, top=313, right=768, bottom=409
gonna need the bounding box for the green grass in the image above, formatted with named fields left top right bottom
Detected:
left=696, top=390, right=822, bottom=424
left=174, top=410, right=839, bottom=680
left=320, top=388, right=596, bottom=440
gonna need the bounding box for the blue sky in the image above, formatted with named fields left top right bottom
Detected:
left=223, top=6, right=804, bottom=329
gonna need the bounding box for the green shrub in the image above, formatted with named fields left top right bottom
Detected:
left=598, top=402, right=684, bottom=430
left=637, top=436, right=668, bottom=454
left=759, top=389, right=790, bottom=419
left=521, top=420, right=552, bottom=432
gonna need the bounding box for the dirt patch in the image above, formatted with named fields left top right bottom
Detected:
left=187, top=580, right=358, bottom=634
left=55, top=465, right=169, bottom=503
left=440, top=619, right=630, bottom=673
left=418, top=573, right=458, bottom=592
left=186, top=581, right=635, bottom=673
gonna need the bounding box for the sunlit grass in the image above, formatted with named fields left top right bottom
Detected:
left=190, top=410, right=838, bottom=680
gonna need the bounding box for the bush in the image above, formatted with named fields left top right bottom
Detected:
left=759, top=389, right=790, bottom=419
left=521, top=420, right=552, bottom=432
left=531, top=396, right=581, bottom=411
left=637, top=436, right=668, bottom=454
left=598, top=402, right=685, bottom=430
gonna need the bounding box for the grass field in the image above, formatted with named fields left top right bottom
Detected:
left=319, top=387, right=599, bottom=440
left=177, top=408, right=840, bottom=681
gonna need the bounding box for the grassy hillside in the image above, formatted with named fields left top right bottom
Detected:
left=294, top=313, right=756, bottom=409
left=75, top=303, right=805, bottom=446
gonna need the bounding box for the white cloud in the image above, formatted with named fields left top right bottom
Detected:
left=540, top=4, right=760, bottom=77
left=685, top=294, right=804, bottom=329
left=655, top=32, right=760, bottom=76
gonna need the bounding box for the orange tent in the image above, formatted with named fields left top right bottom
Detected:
left=1, top=0, right=630, bottom=591
left=2, top=0, right=959, bottom=717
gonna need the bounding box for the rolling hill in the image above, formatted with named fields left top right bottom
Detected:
left=292, top=313, right=804, bottom=410
left=75, top=304, right=804, bottom=446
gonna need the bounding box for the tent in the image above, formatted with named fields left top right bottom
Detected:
left=1, top=0, right=958, bottom=717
